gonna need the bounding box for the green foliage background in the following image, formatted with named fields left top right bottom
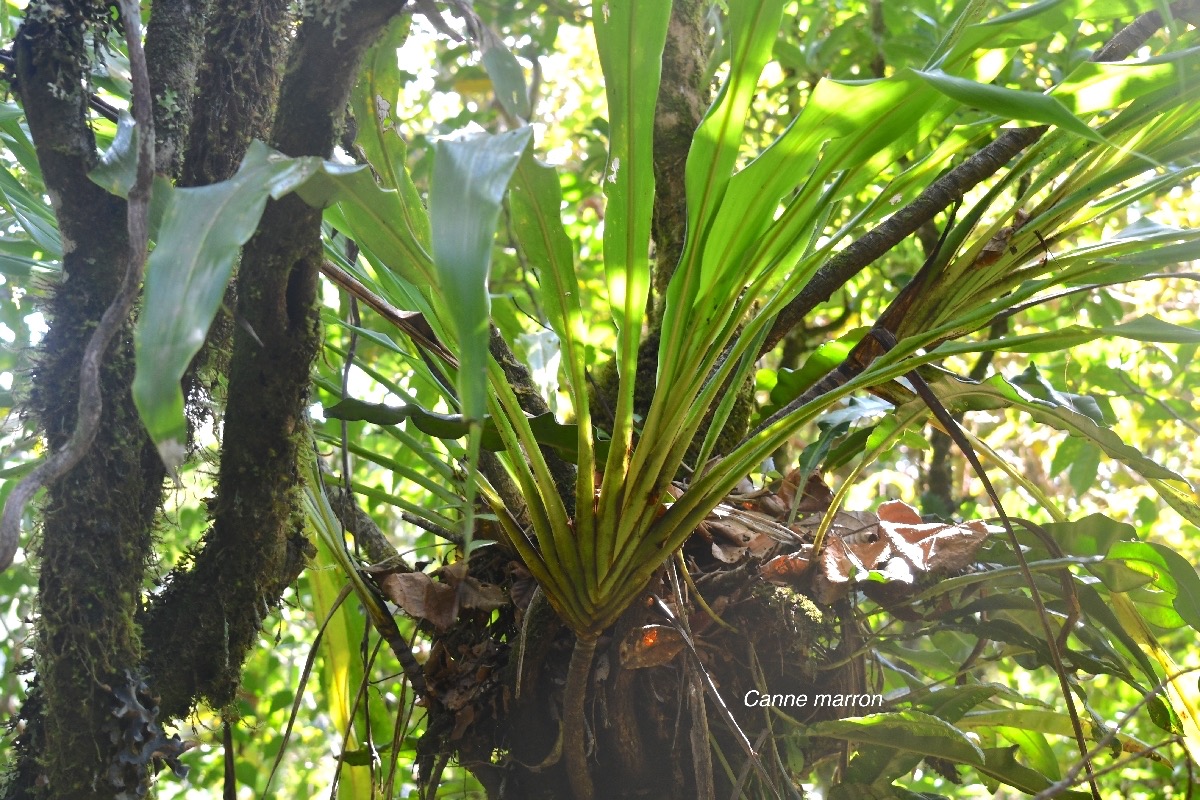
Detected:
left=1, top=0, right=1199, bottom=797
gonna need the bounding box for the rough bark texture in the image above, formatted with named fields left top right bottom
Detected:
left=174, top=0, right=292, bottom=436
left=144, top=0, right=208, bottom=176
left=5, top=0, right=408, bottom=794
left=7, top=3, right=165, bottom=797
left=140, top=0, right=410, bottom=720
left=650, top=0, right=710, bottom=325
left=178, top=0, right=290, bottom=188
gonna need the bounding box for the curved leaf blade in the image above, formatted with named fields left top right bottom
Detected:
left=430, top=127, right=532, bottom=422
left=133, top=142, right=324, bottom=468
left=806, top=710, right=985, bottom=767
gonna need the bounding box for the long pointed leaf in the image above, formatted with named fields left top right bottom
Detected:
left=429, top=127, right=532, bottom=422
left=133, top=142, right=326, bottom=466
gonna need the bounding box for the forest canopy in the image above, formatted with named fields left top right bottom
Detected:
left=1, top=1, right=1199, bottom=799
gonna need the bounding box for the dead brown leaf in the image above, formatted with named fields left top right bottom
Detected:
left=377, top=571, right=459, bottom=630
left=619, top=624, right=686, bottom=669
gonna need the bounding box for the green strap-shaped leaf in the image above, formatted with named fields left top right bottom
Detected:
left=915, top=68, right=1111, bottom=146
left=133, top=142, right=327, bottom=467
left=350, top=15, right=432, bottom=248
left=90, top=112, right=139, bottom=198
left=427, top=127, right=533, bottom=556
left=807, top=711, right=985, bottom=767
left=1053, top=45, right=1200, bottom=115
left=429, top=127, right=531, bottom=423
left=679, top=0, right=786, bottom=303
left=509, top=152, right=596, bottom=543
left=479, top=26, right=531, bottom=120
left=0, top=164, right=61, bottom=257
left=592, top=0, right=671, bottom=574
left=908, top=373, right=1186, bottom=484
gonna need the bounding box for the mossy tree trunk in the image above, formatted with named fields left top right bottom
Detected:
left=2, top=1, right=408, bottom=797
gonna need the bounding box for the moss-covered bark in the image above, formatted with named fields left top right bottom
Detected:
left=6, top=3, right=165, bottom=797
left=140, top=0, right=411, bottom=719
left=650, top=0, right=710, bottom=326
left=144, top=0, right=208, bottom=177
left=178, top=0, right=289, bottom=188
left=173, top=0, right=292, bottom=437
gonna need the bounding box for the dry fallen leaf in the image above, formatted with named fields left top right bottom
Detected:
left=619, top=624, right=686, bottom=669
left=760, top=550, right=813, bottom=584
left=801, top=500, right=991, bottom=602
left=378, top=571, right=459, bottom=630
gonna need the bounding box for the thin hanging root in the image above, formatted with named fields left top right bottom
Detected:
left=563, top=635, right=597, bottom=800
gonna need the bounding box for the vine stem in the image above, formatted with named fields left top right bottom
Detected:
left=0, top=0, right=155, bottom=572
left=564, top=635, right=597, bottom=800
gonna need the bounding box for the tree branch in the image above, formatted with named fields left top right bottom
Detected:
left=144, top=0, right=208, bottom=177
left=141, top=0, right=412, bottom=720
left=2, top=1, right=164, bottom=795
left=650, top=0, right=711, bottom=326
left=759, top=1, right=1190, bottom=357
left=178, top=0, right=290, bottom=187
left=760, top=126, right=1045, bottom=356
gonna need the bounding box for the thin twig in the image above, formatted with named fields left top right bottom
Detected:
left=0, top=0, right=155, bottom=572
left=874, top=327, right=1101, bottom=800
left=1034, top=666, right=1200, bottom=800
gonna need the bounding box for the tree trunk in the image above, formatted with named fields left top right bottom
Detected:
left=3, top=1, right=408, bottom=796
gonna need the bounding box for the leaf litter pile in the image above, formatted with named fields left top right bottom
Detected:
left=365, top=467, right=996, bottom=785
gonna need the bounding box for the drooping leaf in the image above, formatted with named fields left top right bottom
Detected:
left=911, top=373, right=1187, bottom=505
left=322, top=397, right=606, bottom=464
left=89, top=112, right=138, bottom=198
left=429, top=127, right=531, bottom=422
left=133, top=142, right=328, bottom=468
left=845, top=684, right=1002, bottom=785
left=0, top=164, right=61, bottom=257
left=915, top=68, right=1110, bottom=146
left=1100, top=541, right=1200, bottom=633
left=807, top=711, right=985, bottom=768
left=479, top=26, right=531, bottom=120
left=1110, top=592, right=1200, bottom=764
left=768, top=328, right=868, bottom=412
left=961, top=707, right=1171, bottom=773
left=1053, top=45, right=1200, bottom=115
left=974, top=747, right=1090, bottom=798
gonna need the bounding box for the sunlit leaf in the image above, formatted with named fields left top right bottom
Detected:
left=915, top=68, right=1109, bottom=146
left=430, top=127, right=531, bottom=422
left=807, top=710, right=985, bottom=767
